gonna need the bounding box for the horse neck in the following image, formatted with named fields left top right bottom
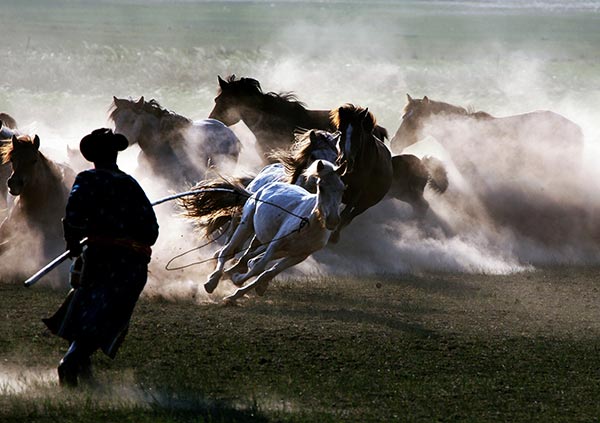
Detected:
left=19, top=155, right=66, bottom=213
left=312, top=179, right=338, bottom=227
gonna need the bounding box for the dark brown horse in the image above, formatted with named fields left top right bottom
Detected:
left=0, top=135, right=75, bottom=274
left=330, top=104, right=393, bottom=243
left=208, top=75, right=388, bottom=163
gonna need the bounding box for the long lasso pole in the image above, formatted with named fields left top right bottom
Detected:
left=23, top=188, right=232, bottom=288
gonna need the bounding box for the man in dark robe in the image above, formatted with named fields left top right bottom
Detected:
left=43, top=128, right=159, bottom=387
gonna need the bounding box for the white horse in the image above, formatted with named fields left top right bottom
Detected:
left=205, top=160, right=345, bottom=301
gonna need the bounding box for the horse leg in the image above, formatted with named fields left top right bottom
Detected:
left=329, top=205, right=355, bottom=244
left=225, top=254, right=308, bottom=301
left=224, top=236, right=266, bottom=282
left=205, top=215, right=255, bottom=294
left=229, top=239, right=280, bottom=288
left=408, top=191, right=430, bottom=217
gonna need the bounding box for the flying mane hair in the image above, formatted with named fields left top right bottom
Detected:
left=108, top=97, right=192, bottom=133
left=267, top=130, right=316, bottom=184
left=1, top=135, right=35, bottom=164
left=329, top=103, right=378, bottom=130
left=220, top=75, right=308, bottom=113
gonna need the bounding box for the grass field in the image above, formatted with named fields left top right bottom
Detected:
left=2, top=267, right=600, bottom=422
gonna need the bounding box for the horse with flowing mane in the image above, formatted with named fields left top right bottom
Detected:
left=208, top=75, right=388, bottom=163
left=329, top=104, right=393, bottom=243
left=0, top=135, right=75, bottom=275
left=109, top=96, right=242, bottom=187
left=205, top=160, right=346, bottom=301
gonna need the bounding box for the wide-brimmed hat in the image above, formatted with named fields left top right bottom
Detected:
left=80, top=128, right=128, bottom=162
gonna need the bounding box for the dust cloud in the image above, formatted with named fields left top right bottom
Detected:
left=1, top=1, right=599, bottom=300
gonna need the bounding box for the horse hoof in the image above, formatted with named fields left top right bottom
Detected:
left=205, top=274, right=221, bottom=293
left=255, top=281, right=269, bottom=296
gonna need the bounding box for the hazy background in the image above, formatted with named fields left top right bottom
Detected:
left=2, top=0, right=600, bottom=297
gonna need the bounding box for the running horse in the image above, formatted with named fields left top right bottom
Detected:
left=109, top=96, right=242, bottom=187
left=206, top=160, right=346, bottom=301
left=392, top=95, right=589, bottom=244
left=0, top=135, right=75, bottom=268
left=208, top=75, right=388, bottom=163
left=180, top=129, right=341, bottom=284
left=330, top=104, right=393, bottom=243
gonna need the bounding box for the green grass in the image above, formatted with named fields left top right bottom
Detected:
left=2, top=268, right=600, bottom=421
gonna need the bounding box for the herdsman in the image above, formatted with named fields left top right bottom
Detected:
left=43, top=128, right=159, bottom=387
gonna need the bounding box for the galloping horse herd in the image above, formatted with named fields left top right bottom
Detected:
left=0, top=75, right=586, bottom=300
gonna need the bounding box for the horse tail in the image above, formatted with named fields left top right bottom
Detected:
left=179, top=177, right=252, bottom=237
left=422, top=156, right=449, bottom=194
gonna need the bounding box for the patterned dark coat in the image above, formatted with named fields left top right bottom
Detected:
left=44, top=165, right=159, bottom=357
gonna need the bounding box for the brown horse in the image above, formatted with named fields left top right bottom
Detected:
left=390, top=94, right=584, bottom=178
left=0, top=135, right=75, bottom=273
left=208, top=75, right=388, bottom=163
left=330, top=104, right=393, bottom=243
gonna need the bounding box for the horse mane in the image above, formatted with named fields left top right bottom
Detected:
left=405, top=97, right=493, bottom=119
left=329, top=103, right=378, bottom=130
left=108, top=97, right=192, bottom=132
left=221, top=75, right=308, bottom=115
left=1, top=134, right=35, bottom=164
left=267, top=130, right=315, bottom=184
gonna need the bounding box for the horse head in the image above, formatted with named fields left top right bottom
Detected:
left=4, top=134, right=41, bottom=196
left=209, top=75, right=263, bottom=126
left=391, top=94, right=434, bottom=151
left=312, top=160, right=346, bottom=230
left=331, top=104, right=375, bottom=175
left=109, top=96, right=158, bottom=148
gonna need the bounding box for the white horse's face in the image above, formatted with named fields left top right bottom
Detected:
left=315, top=162, right=345, bottom=230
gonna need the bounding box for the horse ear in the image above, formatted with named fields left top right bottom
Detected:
left=407, top=93, right=413, bottom=103
left=308, top=129, right=317, bottom=144
left=359, top=108, right=374, bottom=132
left=316, top=160, right=325, bottom=173
left=423, top=96, right=430, bottom=104
left=33, top=135, right=40, bottom=149
left=11, top=135, right=18, bottom=148
left=218, top=75, right=228, bottom=89
left=335, top=162, right=347, bottom=176
left=136, top=96, right=145, bottom=107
